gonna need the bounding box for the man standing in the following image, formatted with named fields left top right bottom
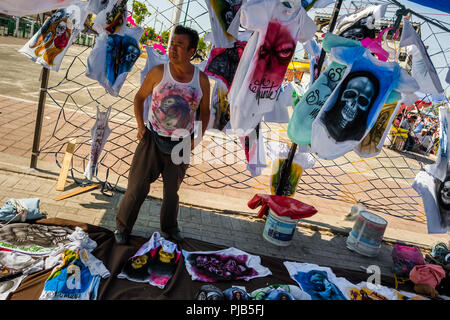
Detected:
left=114, top=25, right=210, bottom=244
left=400, top=115, right=417, bottom=151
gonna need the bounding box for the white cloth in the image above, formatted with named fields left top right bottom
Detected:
left=93, top=0, right=128, bottom=35
left=425, top=107, right=450, bottom=182
left=334, top=4, right=387, bottom=39
left=18, top=0, right=89, bottom=72
left=84, top=106, right=112, bottom=180
left=265, top=140, right=316, bottom=170
left=284, top=261, right=354, bottom=300
left=412, top=170, right=450, bottom=234
left=204, top=0, right=245, bottom=48
left=264, top=81, right=299, bottom=123
left=140, top=46, right=169, bottom=126
left=0, top=0, right=76, bottom=16
left=182, top=247, right=272, bottom=282
left=400, top=19, right=444, bottom=95
left=228, top=0, right=316, bottom=134
left=85, top=25, right=144, bottom=97
left=310, top=46, right=419, bottom=160
left=238, top=125, right=267, bottom=177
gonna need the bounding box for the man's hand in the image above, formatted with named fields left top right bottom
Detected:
left=137, top=125, right=146, bottom=140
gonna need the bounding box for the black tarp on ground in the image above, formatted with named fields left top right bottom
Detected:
left=7, top=218, right=413, bottom=300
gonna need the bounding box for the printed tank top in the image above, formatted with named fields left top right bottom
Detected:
left=148, top=62, right=203, bottom=138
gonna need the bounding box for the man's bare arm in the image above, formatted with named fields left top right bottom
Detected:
left=134, top=64, right=164, bottom=140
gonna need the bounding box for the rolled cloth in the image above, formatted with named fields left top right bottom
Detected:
left=248, top=194, right=317, bottom=219
left=409, top=264, right=446, bottom=288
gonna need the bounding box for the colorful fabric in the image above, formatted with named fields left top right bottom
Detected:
left=86, top=26, right=143, bottom=97
left=18, top=1, right=89, bottom=72
left=409, top=264, right=446, bottom=288
left=40, top=248, right=110, bottom=300
left=149, top=63, right=203, bottom=138
left=249, top=284, right=311, bottom=300
left=229, top=0, right=316, bottom=133
left=310, top=45, right=419, bottom=160
left=0, top=0, right=76, bottom=16
left=182, top=247, right=271, bottom=282
left=117, top=232, right=180, bottom=289
left=204, top=0, right=244, bottom=48
left=93, top=0, right=128, bottom=35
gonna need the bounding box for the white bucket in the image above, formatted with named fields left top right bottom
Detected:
left=263, top=209, right=299, bottom=246
left=346, top=210, right=388, bottom=257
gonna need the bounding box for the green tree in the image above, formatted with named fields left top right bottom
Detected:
left=140, top=26, right=157, bottom=44
left=132, top=1, right=151, bottom=26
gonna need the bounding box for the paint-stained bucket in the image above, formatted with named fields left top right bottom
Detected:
left=346, top=210, right=388, bottom=257
left=263, top=209, right=299, bottom=246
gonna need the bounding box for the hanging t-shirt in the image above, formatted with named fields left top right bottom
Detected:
left=86, top=25, right=143, bottom=97
left=310, top=45, right=419, bottom=160
left=18, top=1, right=89, bottom=72
left=0, top=0, right=76, bottom=16
left=210, top=80, right=231, bottom=131
left=84, top=106, right=112, bottom=180
left=40, top=248, right=110, bottom=300
left=284, top=261, right=353, bottom=300
left=287, top=33, right=362, bottom=147
left=412, top=170, right=450, bottom=234
left=140, top=46, right=169, bottom=126
left=204, top=41, right=247, bottom=90
left=425, top=107, right=450, bottom=183
left=229, top=0, right=316, bottom=133
left=400, top=19, right=444, bottom=95
left=182, top=247, right=271, bottom=282
left=354, top=100, right=400, bottom=158
left=264, top=81, right=299, bottom=123
left=117, top=232, right=180, bottom=289
left=238, top=124, right=267, bottom=177
left=93, top=0, right=128, bottom=35
left=204, top=0, right=245, bottom=48
left=148, top=63, right=203, bottom=138
left=334, top=4, right=387, bottom=41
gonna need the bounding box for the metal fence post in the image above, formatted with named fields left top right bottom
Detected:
left=30, top=67, right=50, bottom=169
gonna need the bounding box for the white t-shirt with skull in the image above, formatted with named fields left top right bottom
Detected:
left=310, top=45, right=419, bottom=160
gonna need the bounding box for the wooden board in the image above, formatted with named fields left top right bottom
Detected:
left=56, top=139, right=76, bottom=191
left=53, top=183, right=100, bottom=201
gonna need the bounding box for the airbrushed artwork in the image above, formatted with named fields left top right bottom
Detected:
left=322, top=71, right=380, bottom=142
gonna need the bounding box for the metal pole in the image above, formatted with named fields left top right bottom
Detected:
left=30, top=67, right=50, bottom=169
left=183, top=0, right=191, bottom=26
left=168, top=0, right=184, bottom=45
left=275, top=0, right=343, bottom=196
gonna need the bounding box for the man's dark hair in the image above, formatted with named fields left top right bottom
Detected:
left=173, top=25, right=199, bottom=50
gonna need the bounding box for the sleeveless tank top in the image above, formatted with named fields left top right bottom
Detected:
left=148, top=62, right=203, bottom=138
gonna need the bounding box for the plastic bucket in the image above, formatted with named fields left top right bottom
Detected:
left=263, top=209, right=299, bottom=246
left=346, top=210, right=388, bottom=257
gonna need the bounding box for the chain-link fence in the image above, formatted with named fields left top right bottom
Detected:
left=28, top=0, right=450, bottom=223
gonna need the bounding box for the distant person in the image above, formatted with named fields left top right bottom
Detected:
left=401, top=115, right=417, bottom=151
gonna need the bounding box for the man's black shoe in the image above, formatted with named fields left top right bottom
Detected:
left=114, top=229, right=128, bottom=245
left=161, top=229, right=184, bottom=242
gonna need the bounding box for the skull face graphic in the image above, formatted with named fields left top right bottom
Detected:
left=339, top=76, right=375, bottom=128
left=440, top=181, right=450, bottom=207
left=323, top=71, right=379, bottom=142
left=338, top=15, right=376, bottom=41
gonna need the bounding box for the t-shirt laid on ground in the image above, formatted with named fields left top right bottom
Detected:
left=284, top=261, right=353, bottom=300
left=182, top=247, right=272, bottom=282
left=204, top=0, right=245, bottom=48
left=18, top=0, right=89, bottom=72
left=310, top=45, right=419, bottom=160
left=117, top=232, right=180, bottom=289
left=39, top=227, right=110, bottom=300
left=228, top=0, right=316, bottom=134
left=85, top=25, right=143, bottom=97
left=399, top=19, right=444, bottom=95
left=249, top=284, right=311, bottom=300
left=140, top=46, right=169, bottom=126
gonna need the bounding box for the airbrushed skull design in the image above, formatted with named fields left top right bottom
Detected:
left=338, top=76, right=375, bottom=129
left=440, top=181, right=450, bottom=206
